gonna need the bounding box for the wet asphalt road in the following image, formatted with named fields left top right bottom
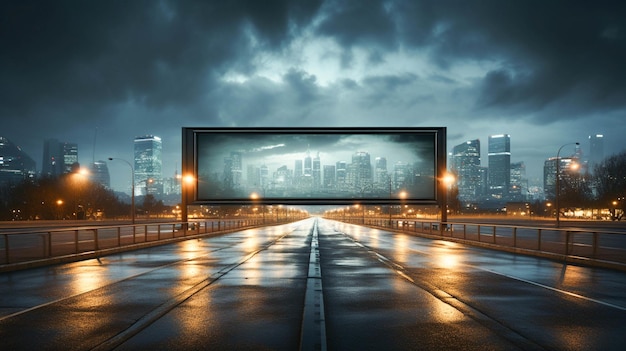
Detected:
left=1, top=218, right=625, bottom=350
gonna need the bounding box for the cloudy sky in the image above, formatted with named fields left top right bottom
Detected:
left=2, top=0, right=625, bottom=193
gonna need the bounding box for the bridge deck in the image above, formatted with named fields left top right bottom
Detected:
left=1, top=218, right=625, bottom=350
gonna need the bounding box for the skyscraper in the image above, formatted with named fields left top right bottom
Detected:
left=42, top=139, right=78, bottom=177
left=313, top=152, right=321, bottom=188
left=488, top=134, right=511, bottom=200
left=134, top=135, right=162, bottom=196
left=90, top=160, right=110, bottom=188
left=509, top=162, right=527, bottom=202
left=0, top=136, right=36, bottom=187
left=350, top=151, right=372, bottom=191
left=451, top=139, right=482, bottom=203
left=588, top=134, right=604, bottom=173
left=374, top=157, right=388, bottom=191
left=543, top=157, right=578, bottom=201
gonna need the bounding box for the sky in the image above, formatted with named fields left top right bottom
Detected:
left=2, top=0, right=625, bottom=194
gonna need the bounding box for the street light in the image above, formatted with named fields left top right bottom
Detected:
left=108, top=157, right=135, bottom=224
left=555, top=142, right=579, bottom=228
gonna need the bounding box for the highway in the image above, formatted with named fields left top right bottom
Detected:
left=1, top=218, right=625, bottom=350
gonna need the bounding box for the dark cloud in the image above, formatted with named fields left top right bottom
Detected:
left=1, top=0, right=625, bottom=189
left=409, top=0, right=626, bottom=120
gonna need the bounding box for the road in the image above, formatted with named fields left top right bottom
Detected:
left=1, top=218, right=625, bottom=350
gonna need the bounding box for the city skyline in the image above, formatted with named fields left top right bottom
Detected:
left=1, top=1, right=625, bottom=193
left=0, top=130, right=609, bottom=197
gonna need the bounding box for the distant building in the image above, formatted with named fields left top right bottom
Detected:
left=588, top=134, right=604, bottom=173
left=313, top=152, right=321, bottom=188
left=294, top=159, right=303, bottom=186
left=509, top=162, right=527, bottom=202
left=450, top=139, right=482, bottom=203
left=350, top=151, right=372, bottom=192
left=336, top=161, right=347, bottom=189
left=90, top=160, right=110, bottom=188
left=374, top=157, right=388, bottom=191
left=488, top=134, right=511, bottom=200
left=323, top=165, right=336, bottom=189
left=42, top=139, right=78, bottom=177
left=0, top=136, right=36, bottom=188
left=134, top=135, right=162, bottom=196
left=543, top=156, right=578, bottom=201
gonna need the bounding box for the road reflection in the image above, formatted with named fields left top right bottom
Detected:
left=432, top=241, right=462, bottom=270
left=68, top=262, right=107, bottom=295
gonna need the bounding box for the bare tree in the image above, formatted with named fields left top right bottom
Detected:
left=594, top=151, right=626, bottom=220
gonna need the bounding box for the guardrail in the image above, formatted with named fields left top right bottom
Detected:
left=340, top=218, right=626, bottom=270
left=0, top=219, right=273, bottom=268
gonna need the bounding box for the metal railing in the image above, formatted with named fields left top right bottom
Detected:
left=340, top=218, right=626, bottom=270
left=0, top=219, right=270, bottom=268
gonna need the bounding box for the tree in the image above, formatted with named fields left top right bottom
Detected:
left=594, top=151, right=626, bottom=220
left=2, top=175, right=128, bottom=220
left=141, top=194, right=165, bottom=218
left=559, top=171, right=593, bottom=210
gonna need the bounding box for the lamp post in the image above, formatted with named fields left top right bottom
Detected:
left=108, top=157, right=135, bottom=224
left=555, top=142, right=579, bottom=228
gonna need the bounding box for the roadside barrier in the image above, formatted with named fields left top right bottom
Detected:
left=0, top=219, right=293, bottom=271
left=338, top=218, right=626, bottom=271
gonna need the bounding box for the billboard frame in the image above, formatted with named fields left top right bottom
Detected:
left=182, top=127, right=447, bottom=217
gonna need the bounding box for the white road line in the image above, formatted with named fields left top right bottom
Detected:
left=300, top=219, right=327, bottom=351
left=478, top=267, right=626, bottom=311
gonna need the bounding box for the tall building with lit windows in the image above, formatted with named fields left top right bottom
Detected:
left=0, top=136, right=36, bottom=188
left=588, top=134, right=604, bottom=173
left=42, top=139, right=78, bottom=177
left=451, top=139, right=482, bottom=203
left=543, top=157, right=578, bottom=201
left=90, top=160, right=110, bottom=188
left=134, top=135, right=162, bottom=196
left=488, top=134, right=511, bottom=200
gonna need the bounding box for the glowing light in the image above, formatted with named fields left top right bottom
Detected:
left=183, top=174, right=195, bottom=184
left=442, top=173, right=456, bottom=186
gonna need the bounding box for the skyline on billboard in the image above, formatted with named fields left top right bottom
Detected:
left=184, top=128, right=445, bottom=205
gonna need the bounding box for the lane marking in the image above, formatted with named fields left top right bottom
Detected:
left=478, top=267, right=626, bottom=311
left=300, top=219, right=327, bottom=351
left=92, top=225, right=300, bottom=351
left=334, top=220, right=626, bottom=312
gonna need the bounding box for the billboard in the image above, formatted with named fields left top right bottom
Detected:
left=182, top=127, right=446, bottom=205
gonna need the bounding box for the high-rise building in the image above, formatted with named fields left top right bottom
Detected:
left=0, top=136, right=36, bottom=188
left=313, top=152, right=321, bottom=188
left=543, top=156, right=578, bottom=201
left=488, top=134, right=511, bottom=200
left=336, top=161, right=347, bottom=190
left=62, top=143, right=78, bottom=174
left=230, top=151, right=243, bottom=189
left=323, top=165, right=335, bottom=189
left=302, top=147, right=313, bottom=188
left=90, top=160, right=110, bottom=188
left=294, top=159, right=303, bottom=186
left=509, top=162, right=527, bottom=202
left=42, top=139, right=78, bottom=177
left=451, top=139, right=482, bottom=203
left=350, top=151, right=372, bottom=191
left=374, top=157, right=388, bottom=191
left=134, top=135, right=162, bottom=196
left=588, top=134, right=604, bottom=173
left=392, top=161, right=409, bottom=191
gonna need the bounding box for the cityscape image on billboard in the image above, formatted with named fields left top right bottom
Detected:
left=185, top=128, right=445, bottom=205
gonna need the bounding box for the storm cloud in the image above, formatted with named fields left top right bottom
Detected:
left=1, top=0, right=625, bottom=191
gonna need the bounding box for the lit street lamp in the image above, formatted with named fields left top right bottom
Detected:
left=555, top=142, right=579, bottom=228
left=108, top=157, right=135, bottom=224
